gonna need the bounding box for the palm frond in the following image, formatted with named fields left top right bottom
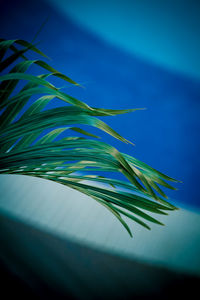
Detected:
left=0, top=39, right=179, bottom=237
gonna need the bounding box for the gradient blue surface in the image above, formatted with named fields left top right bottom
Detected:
left=49, top=0, right=200, bottom=80
left=1, top=0, right=200, bottom=209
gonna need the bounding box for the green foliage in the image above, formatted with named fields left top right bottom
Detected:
left=0, top=39, right=179, bottom=237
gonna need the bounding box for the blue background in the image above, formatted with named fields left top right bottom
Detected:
left=1, top=0, right=200, bottom=208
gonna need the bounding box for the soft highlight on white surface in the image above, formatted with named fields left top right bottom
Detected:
left=0, top=174, right=200, bottom=276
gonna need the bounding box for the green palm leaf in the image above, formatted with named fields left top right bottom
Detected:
left=0, top=39, right=179, bottom=237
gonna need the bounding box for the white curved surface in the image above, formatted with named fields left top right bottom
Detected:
left=0, top=174, right=200, bottom=276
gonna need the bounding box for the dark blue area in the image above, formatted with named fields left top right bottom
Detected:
left=1, top=0, right=200, bottom=208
